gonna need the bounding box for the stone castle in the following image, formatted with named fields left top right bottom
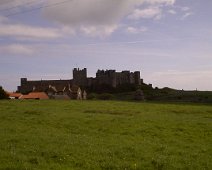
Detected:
left=18, top=68, right=143, bottom=94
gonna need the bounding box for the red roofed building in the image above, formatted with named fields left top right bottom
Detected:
left=20, top=92, right=49, bottom=100
left=9, top=92, right=23, bottom=99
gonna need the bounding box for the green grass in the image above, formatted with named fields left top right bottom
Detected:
left=0, top=100, right=211, bottom=170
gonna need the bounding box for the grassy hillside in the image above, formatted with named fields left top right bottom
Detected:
left=143, top=88, right=212, bottom=103
left=109, top=89, right=212, bottom=103
left=0, top=100, right=211, bottom=170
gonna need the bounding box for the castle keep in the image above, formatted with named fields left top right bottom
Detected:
left=18, top=68, right=143, bottom=94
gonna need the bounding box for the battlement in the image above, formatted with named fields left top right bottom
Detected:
left=73, top=68, right=87, bottom=72
left=96, top=70, right=116, bottom=76
left=95, top=69, right=141, bottom=87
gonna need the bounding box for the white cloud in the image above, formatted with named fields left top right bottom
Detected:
left=43, top=0, right=134, bottom=26
left=0, top=0, right=176, bottom=39
left=145, top=0, right=175, bottom=5
left=80, top=25, right=118, bottom=38
left=0, top=14, right=75, bottom=40
left=128, top=7, right=162, bottom=20
left=0, top=23, right=63, bottom=39
left=61, top=26, right=76, bottom=35
left=181, top=12, right=193, bottom=20
left=168, top=9, right=176, bottom=14
left=0, top=44, right=34, bottom=55
left=126, top=26, right=148, bottom=34
left=181, top=6, right=190, bottom=11
left=43, top=0, right=135, bottom=37
left=42, top=0, right=176, bottom=37
left=0, top=0, right=34, bottom=7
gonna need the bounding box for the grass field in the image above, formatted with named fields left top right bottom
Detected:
left=0, top=100, right=211, bottom=170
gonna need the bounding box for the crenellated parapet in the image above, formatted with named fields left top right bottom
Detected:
left=96, top=69, right=141, bottom=87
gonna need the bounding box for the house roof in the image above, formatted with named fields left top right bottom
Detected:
left=9, top=92, right=22, bottom=98
left=20, top=92, right=49, bottom=99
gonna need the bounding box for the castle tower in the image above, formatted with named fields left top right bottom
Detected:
left=18, top=78, right=29, bottom=93
left=134, top=71, right=141, bottom=85
left=21, top=78, right=27, bottom=86
left=73, top=68, right=87, bottom=87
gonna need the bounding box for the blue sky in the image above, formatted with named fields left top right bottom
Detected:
left=0, top=0, right=212, bottom=91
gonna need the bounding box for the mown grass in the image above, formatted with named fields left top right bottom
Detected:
left=0, top=100, right=211, bottom=170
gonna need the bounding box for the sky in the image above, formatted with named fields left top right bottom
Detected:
left=0, top=0, right=212, bottom=91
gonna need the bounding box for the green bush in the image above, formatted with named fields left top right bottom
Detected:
left=0, top=86, right=8, bottom=99
left=87, top=93, right=97, bottom=100
left=134, top=89, right=145, bottom=101
left=98, top=93, right=114, bottom=100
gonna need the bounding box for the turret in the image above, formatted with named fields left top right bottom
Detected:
left=134, top=71, right=141, bottom=85
left=21, top=78, right=27, bottom=86
left=73, top=68, right=87, bottom=87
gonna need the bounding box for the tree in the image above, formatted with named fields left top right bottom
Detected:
left=0, top=86, right=9, bottom=99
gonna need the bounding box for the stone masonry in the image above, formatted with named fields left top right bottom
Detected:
left=18, top=68, right=142, bottom=93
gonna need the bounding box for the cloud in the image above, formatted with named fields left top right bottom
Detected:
left=43, top=0, right=135, bottom=37
left=0, top=0, right=176, bottom=38
left=0, top=0, right=34, bottom=7
left=0, top=0, right=15, bottom=5
left=168, top=9, right=176, bottom=14
left=43, top=0, right=134, bottom=26
left=0, top=44, right=34, bottom=55
left=0, top=23, right=63, bottom=39
left=0, top=13, right=75, bottom=40
left=181, top=12, right=193, bottom=20
left=128, top=7, right=162, bottom=20
left=0, top=0, right=25, bottom=12
left=43, top=0, right=176, bottom=37
left=181, top=6, right=190, bottom=11
left=126, top=26, right=148, bottom=34
left=80, top=25, right=118, bottom=38
left=0, top=16, right=8, bottom=23
left=146, top=0, right=175, bottom=5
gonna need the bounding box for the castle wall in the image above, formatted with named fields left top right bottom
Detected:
left=18, top=79, right=72, bottom=93
left=18, top=68, right=142, bottom=93
left=96, top=70, right=116, bottom=87
left=95, top=69, right=141, bottom=87
left=116, top=71, right=133, bottom=85
left=87, top=77, right=97, bottom=87
left=130, top=73, right=135, bottom=84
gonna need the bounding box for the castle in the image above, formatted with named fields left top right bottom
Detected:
left=18, top=68, right=143, bottom=94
